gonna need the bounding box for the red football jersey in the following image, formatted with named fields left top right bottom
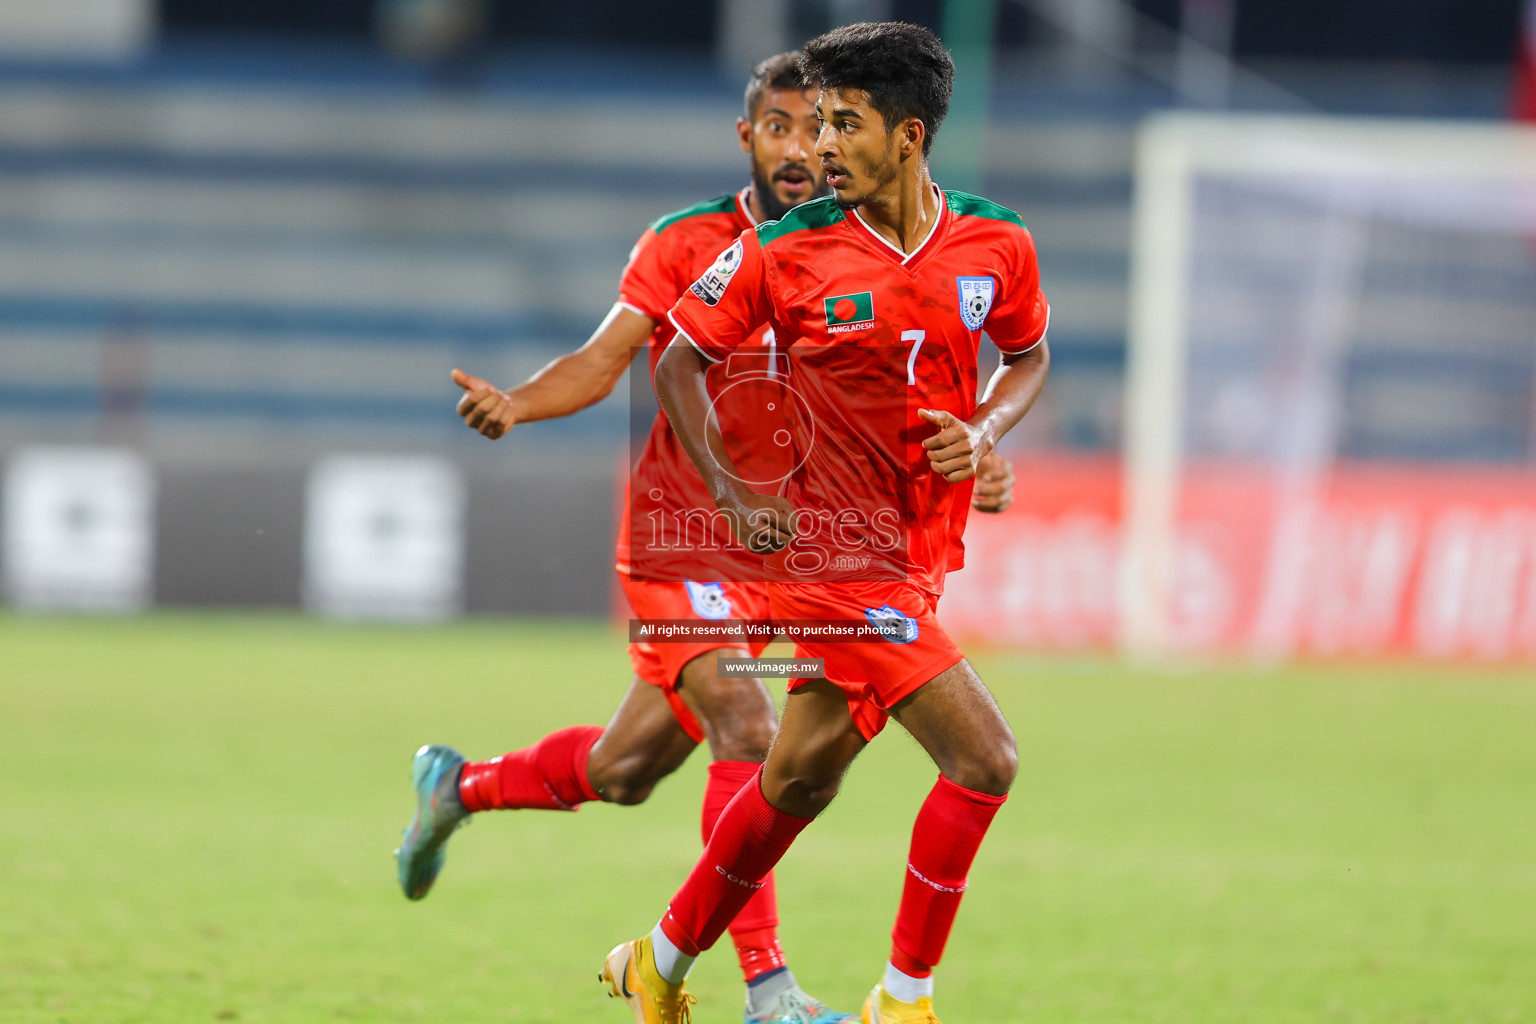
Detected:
left=615, top=188, right=778, bottom=581
left=667, top=187, right=1050, bottom=596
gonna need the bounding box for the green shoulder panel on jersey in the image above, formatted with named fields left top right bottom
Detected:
left=944, top=190, right=1027, bottom=230
left=648, top=194, right=739, bottom=234
left=755, top=195, right=845, bottom=247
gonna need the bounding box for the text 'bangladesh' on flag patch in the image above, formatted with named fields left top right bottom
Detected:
left=824, top=291, right=874, bottom=329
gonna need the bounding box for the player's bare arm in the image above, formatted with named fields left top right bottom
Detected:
left=652, top=337, right=796, bottom=554
left=920, top=340, right=1050, bottom=483
left=450, top=303, right=652, bottom=440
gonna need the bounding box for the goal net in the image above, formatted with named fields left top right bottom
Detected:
left=1122, top=113, right=1536, bottom=661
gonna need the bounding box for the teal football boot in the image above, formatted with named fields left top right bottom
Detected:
left=395, top=743, right=470, bottom=900
left=746, top=983, right=859, bottom=1024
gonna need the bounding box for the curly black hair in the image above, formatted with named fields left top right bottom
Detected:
left=744, top=51, right=810, bottom=121
left=798, top=22, right=954, bottom=157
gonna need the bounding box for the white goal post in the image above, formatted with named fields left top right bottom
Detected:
left=1121, top=113, right=1536, bottom=661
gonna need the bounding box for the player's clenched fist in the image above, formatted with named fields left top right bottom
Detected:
left=721, top=491, right=797, bottom=554
left=452, top=368, right=517, bottom=440
left=918, top=407, right=991, bottom=483
left=971, top=451, right=1015, bottom=513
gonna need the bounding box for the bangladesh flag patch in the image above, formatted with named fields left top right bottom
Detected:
left=823, top=291, right=875, bottom=332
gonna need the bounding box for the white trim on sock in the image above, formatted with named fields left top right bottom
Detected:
left=650, top=923, right=695, bottom=985
left=883, top=961, right=934, bottom=1004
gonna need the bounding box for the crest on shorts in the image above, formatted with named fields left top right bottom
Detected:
left=864, top=604, right=919, bottom=644
left=690, top=240, right=744, bottom=307
left=685, top=580, right=733, bottom=620
left=957, top=276, right=995, bottom=330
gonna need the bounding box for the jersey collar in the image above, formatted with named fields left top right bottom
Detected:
left=736, top=187, right=759, bottom=228
left=847, top=183, right=948, bottom=268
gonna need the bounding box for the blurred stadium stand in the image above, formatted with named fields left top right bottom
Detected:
left=0, top=49, right=1138, bottom=460
left=1, top=41, right=1515, bottom=459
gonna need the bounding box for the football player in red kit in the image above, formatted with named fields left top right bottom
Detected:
left=601, top=23, right=1050, bottom=1024
left=395, top=51, right=1016, bottom=1024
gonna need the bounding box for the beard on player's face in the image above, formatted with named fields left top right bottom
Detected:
left=827, top=138, right=899, bottom=211
left=750, top=146, right=827, bottom=222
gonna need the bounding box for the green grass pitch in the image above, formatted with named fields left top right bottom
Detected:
left=2, top=612, right=1533, bottom=1023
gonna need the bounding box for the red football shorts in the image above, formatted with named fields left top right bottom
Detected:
left=618, top=572, right=772, bottom=743
left=772, top=581, right=965, bottom=742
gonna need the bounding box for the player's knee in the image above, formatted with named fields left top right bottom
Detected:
left=707, top=709, right=776, bottom=763
left=588, top=754, right=667, bottom=806
left=947, top=735, right=1017, bottom=797
left=990, top=740, right=1021, bottom=793
left=793, top=777, right=843, bottom=815
left=598, top=779, right=656, bottom=806
left=761, top=761, right=844, bottom=817
left=679, top=668, right=779, bottom=764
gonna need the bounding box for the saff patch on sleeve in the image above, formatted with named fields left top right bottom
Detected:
left=957, top=276, right=995, bottom=330
left=690, top=239, right=744, bottom=306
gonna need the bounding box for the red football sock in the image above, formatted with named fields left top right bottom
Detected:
left=458, top=725, right=603, bottom=812
left=660, top=768, right=812, bottom=957
left=891, top=774, right=1008, bottom=976
left=703, top=761, right=785, bottom=982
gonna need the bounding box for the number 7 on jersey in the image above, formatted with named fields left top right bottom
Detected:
left=903, top=329, right=926, bottom=386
